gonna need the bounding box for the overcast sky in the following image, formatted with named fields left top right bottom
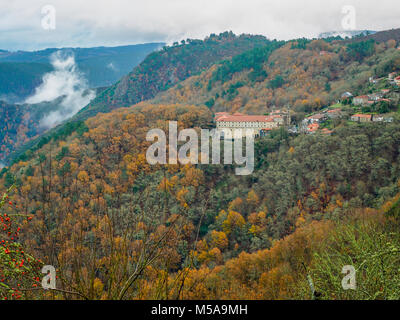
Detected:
left=0, top=0, right=399, bottom=51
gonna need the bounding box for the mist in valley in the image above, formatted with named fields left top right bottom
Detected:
left=25, top=51, right=96, bottom=129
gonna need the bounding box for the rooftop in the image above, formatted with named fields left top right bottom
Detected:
left=354, top=95, right=370, bottom=99
left=216, top=114, right=273, bottom=122
left=327, top=109, right=342, bottom=113
left=307, top=113, right=325, bottom=119
left=352, top=114, right=372, bottom=119
left=307, top=123, right=319, bottom=132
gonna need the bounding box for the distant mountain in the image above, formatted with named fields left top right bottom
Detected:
left=0, top=43, right=164, bottom=102
left=319, top=30, right=376, bottom=39
left=342, top=28, right=400, bottom=44
left=0, top=62, right=53, bottom=103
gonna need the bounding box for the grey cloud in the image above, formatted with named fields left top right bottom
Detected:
left=0, top=0, right=399, bottom=50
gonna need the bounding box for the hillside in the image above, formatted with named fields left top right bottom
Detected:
left=75, top=32, right=275, bottom=120
left=1, top=101, right=400, bottom=299
left=151, top=38, right=400, bottom=118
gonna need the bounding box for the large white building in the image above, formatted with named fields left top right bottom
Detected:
left=215, top=113, right=284, bottom=137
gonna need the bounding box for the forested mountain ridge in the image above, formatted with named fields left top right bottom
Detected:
left=151, top=37, right=400, bottom=118
left=75, top=32, right=275, bottom=120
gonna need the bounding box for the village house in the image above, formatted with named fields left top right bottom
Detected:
left=353, top=95, right=370, bottom=106
left=300, top=113, right=326, bottom=133
left=368, top=92, right=384, bottom=101
left=326, top=109, right=342, bottom=119
left=270, top=109, right=291, bottom=126
left=305, top=113, right=327, bottom=124
left=372, top=115, right=384, bottom=122
left=369, top=77, right=384, bottom=84
left=388, top=72, right=397, bottom=80
left=395, top=76, right=400, bottom=86
left=215, top=113, right=284, bottom=137
left=350, top=114, right=372, bottom=122
left=341, top=92, right=353, bottom=99
left=306, top=123, right=319, bottom=134
left=372, top=114, right=394, bottom=123
left=260, top=128, right=273, bottom=137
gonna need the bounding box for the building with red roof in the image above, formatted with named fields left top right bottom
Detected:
left=350, top=114, right=372, bottom=122
left=215, top=113, right=284, bottom=136
left=321, top=128, right=333, bottom=135
left=307, top=123, right=319, bottom=134
left=326, top=109, right=343, bottom=119
left=353, top=95, right=370, bottom=106
left=214, top=112, right=229, bottom=121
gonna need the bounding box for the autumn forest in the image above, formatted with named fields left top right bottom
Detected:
left=1, top=29, right=400, bottom=301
